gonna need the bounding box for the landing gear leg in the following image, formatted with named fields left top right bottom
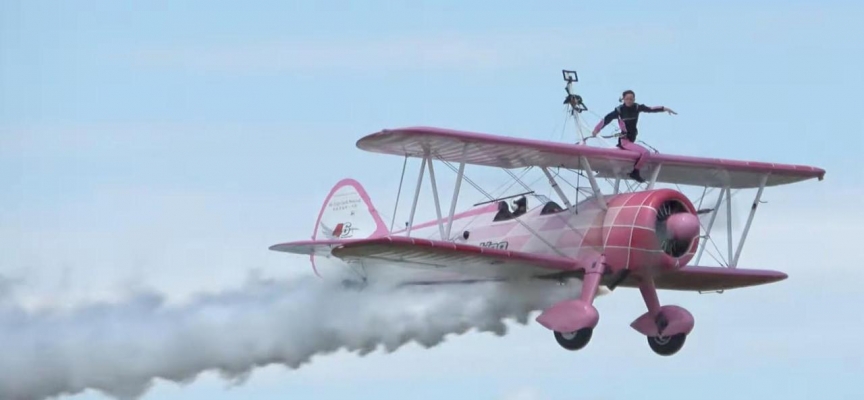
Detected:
left=630, top=277, right=694, bottom=356
left=536, top=256, right=606, bottom=351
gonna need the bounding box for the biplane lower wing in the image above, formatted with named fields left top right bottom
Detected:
left=607, top=265, right=788, bottom=291
left=356, top=127, right=825, bottom=188
left=330, top=237, right=579, bottom=280
left=652, top=266, right=788, bottom=291
left=269, top=236, right=580, bottom=281
left=274, top=237, right=787, bottom=291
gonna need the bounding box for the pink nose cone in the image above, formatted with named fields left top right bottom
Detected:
left=666, top=213, right=700, bottom=241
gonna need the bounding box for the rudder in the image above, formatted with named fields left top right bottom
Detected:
left=312, top=178, right=389, bottom=241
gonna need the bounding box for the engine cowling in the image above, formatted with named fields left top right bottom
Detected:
left=599, top=189, right=700, bottom=273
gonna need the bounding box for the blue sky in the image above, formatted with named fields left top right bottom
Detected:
left=1, top=1, right=863, bottom=399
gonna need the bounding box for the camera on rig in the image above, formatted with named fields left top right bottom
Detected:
left=562, top=69, right=588, bottom=114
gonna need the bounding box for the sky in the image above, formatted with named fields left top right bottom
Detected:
left=1, top=0, right=863, bottom=399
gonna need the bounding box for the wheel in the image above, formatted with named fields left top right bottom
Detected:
left=554, top=328, right=593, bottom=351
left=647, top=333, right=686, bottom=356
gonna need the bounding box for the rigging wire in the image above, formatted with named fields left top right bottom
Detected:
left=436, top=157, right=566, bottom=257
left=388, top=155, right=409, bottom=232
left=388, top=83, right=737, bottom=268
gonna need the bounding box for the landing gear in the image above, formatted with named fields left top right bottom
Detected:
left=647, top=333, right=687, bottom=356
left=554, top=328, right=593, bottom=351
left=536, top=256, right=606, bottom=352
left=630, top=277, right=694, bottom=356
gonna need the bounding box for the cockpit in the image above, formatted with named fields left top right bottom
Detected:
left=492, top=196, right=566, bottom=222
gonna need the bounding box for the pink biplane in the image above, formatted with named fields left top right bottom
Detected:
left=270, top=74, right=825, bottom=356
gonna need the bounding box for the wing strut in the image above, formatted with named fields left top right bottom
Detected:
left=694, top=174, right=769, bottom=269
left=578, top=156, right=607, bottom=210
left=694, top=187, right=725, bottom=265
left=725, top=186, right=733, bottom=264
left=541, top=167, right=575, bottom=212
left=425, top=154, right=446, bottom=239
left=432, top=155, right=568, bottom=257
left=389, top=155, right=409, bottom=232
left=646, top=163, right=663, bottom=190
left=445, top=158, right=466, bottom=239
left=732, top=174, right=768, bottom=267
left=406, top=152, right=427, bottom=237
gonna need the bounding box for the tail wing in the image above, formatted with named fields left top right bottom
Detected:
left=312, top=178, right=389, bottom=241
left=270, top=178, right=389, bottom=257
left=270, top=178, right=389, bottom=279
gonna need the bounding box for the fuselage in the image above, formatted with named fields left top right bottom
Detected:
left=376, top=189, right=699, bottom=283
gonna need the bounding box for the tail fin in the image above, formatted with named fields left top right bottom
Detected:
left=312, top=178, right=389, bottom=241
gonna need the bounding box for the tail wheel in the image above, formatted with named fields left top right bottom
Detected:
left=647, top=333, right=686, bottom=356
left=554, top=328, right=593, bottom=351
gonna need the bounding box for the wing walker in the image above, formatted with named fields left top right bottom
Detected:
left=270, top=70, right=826, bottom=356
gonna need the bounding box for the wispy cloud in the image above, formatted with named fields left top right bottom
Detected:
left=130, top=34, right=558, bottom=73
left=499, top=387, right=548, bottom=400
left=127, top=28, right=678, bottom=74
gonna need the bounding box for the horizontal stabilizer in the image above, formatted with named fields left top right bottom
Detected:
left=269, top=239, right=350, bottom=256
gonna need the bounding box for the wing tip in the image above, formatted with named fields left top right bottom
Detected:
left=268, top=243, right=289, bottom=252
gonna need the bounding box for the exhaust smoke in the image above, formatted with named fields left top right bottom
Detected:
left=0, top=272, right=584, bottom=400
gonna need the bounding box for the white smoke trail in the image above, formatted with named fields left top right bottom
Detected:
left=0, top=272, right=586, bottom=400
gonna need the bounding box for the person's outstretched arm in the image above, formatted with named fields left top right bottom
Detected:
left=592, top=109, right=619, bottom=136
left=639, top=104, right=677, bottom=115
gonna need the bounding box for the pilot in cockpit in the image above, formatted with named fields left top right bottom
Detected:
left=493, top=201, right=512, bottom=222
left=512, top=196, right=527, bottom=217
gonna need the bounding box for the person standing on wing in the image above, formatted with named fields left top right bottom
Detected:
left=592, top=90, right=676, bottom=182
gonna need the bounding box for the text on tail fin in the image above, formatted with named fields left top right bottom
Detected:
left=313, top=178, right=388, bottom=241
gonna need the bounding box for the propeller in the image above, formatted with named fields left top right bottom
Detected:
left=655, top=199, right=700, bottom=257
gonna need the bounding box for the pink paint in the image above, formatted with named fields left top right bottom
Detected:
left=539, top=216, right=569, bottom=231
left=592, top=120, right=606, bottom=136
left=290, top=178, right=391, bottom=278
left=631, top=305, right=695, bottom=337
left=499, top=234, right=533, bottom=252
left=357, top=127, right=826, bottom=188
left=639, top=278, right=662, bottom=315
left=272, top=124, right=815, bottom=350
left=599, top=189, right=698, bottom=272
left=535, top=299, right=600, bottom=332
left=654, top=266, right=788, bottom=291
left=464, top=220, right=522, bottom=239
left=554, top=229, right=584, bottom=248
left=537, top=255, right=606, bottom=332
left=666, top=213, right=700, bottom=241
left=312, top=178, right=389, bottom=240
left=333, top=236, right=583, bottom=272
left=618, top=137, right=650, bottom=170
left=389, top=202, right=499, bottom=235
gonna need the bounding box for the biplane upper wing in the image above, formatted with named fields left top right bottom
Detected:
left=356, top=127, right=825, bottom=189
